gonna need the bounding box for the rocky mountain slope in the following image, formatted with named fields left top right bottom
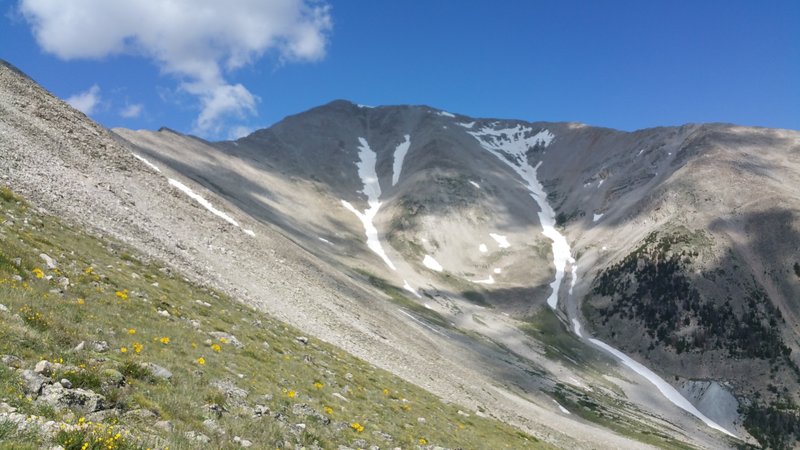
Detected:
left=4, top=58, right=800, bottom=448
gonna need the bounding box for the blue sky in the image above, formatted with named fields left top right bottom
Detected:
left=1, top=1, right=798, bottom=139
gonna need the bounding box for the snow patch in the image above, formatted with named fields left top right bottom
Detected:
left=593, top=213, right=604, bottom=222
left=392, top=134, right=411, bottom=186
left=357, top=104, right=373, bottom=109
left=458, top=121, right=475, bottom=129
left=489, top=233, right=510, bottom=249
left=341, top=138, right=396, bottom=271
left=243, top=229, right=255, bottom=237
left=553, top=400, right=570, bottom=415
left=469, top=180, right=481, bottom=189
left=571, top=318, right=582, bottom=337
left=471, top=276, right=495, bottom=285
left=479, top=243, right=488, bottom=253
left=436, top=110, right=455, bottom=118
left=598, top=179, right=604, bottom=187
left=399, top=309, right=446, bottom=337
left=422, top=255, right=443, bottom=272
left=132, top=154, right=161, bottom=173
left=318, top=237, right=333, bottom=245
left=493, top=268, right=502, bottom=274
left=403, top=280, right=422, bottom=298
left=168, top=179, right=239, bottom=227
left=589, top=338, right=737, bottom=438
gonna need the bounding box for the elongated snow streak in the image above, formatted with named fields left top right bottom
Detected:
left=590, top=339, right=737, bottom=437
left=468, top=126, right=572, bottom=309
left=593, top=213, right=604, bottom=222
left=422, top=255, right=443, bottom=272
left=468, top=125, right=736, bottom=437
left=341, top=138, right=396, bottom=271
left=398, top=309, right=446, bottom=337
left=458, top=121, right=476, bottom=129
left=553, top=400, right=571, bottom=415
left=571, top=318, right=583, bottom=337
left=403, top=280, right=422, bottom=298
left=436, top=110, right=455, bottom=118
left=469, top=180, right=481, bottom=189
left=392, top=134, right=411, bottom=186
left=168, top=179, right=239, bottom=227
left=479, top=243, right=488, bottom=253
left=132, top=153, right=161, bottom=173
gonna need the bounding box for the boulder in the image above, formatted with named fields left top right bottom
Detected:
left=19, top=369, right=49, bottom=395
left=37, top=384, right=105, bottom=413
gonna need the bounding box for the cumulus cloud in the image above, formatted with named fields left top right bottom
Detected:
left=119, top=103, right=144, bottom=119
left=65, top=84, right=101, bottom=115
left=19, top=0, right=332, bottom=136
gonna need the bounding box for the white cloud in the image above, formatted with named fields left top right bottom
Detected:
left=119, top=103, right=143, bottom=119
left=228, top=125, right=254, bottom=140
left=19, top=0, right=332, bottom=136
left=65, top=84, right=101, bottom=115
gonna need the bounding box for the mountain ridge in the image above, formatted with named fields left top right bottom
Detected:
left=4, top=58, right=800, bottom=448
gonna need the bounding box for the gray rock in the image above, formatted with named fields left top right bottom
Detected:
left=59, top=379, right=72, bottom=389
left=0, top=304, right=8, bottom=313
left=34, top=360, right=58, bottom=376
left=210, top=379, right=248, bottom=405
left=38, top=384, right=105, bottom=413
left=154, top=420, right=173, bottom=432
left=233, top=436, right=253, bottom=448
left=351, top=440, right=368, bottom=449
left=39, top=253, right=57, bottom=269
left=86, top=409, right=118, bottom=422
left=202, top=418, right=225, bottom=436
left=144, top=363, right=172, bottom=380
left=0, top=402, right=17, bottom=413
left=1, top=354, right=23, bottom=368
left=11, top=275, right=22, bottom=282
left=19, top=369, right=49, bottom=395
left=71, top=341, right=85, bottom=353
left=185, top=431, right=210, bottom=443
left=56, top=277, right=69, bottom=288
left=295, top=336, right=309, bottom=345
left=124, top=409, right=157, bottom=420
left=11, top=257, right=21, bottom=267
left=101, top=368, right=125, bottom=387
left=91, top=341, right=109, bottom=353
left=253, top=404, right=270, bottom=417
left=373, top=430, right=394, bottom=442
left=209, top=331, right=243, bottom=349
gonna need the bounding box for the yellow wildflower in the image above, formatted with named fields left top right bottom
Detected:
left=383, top=388, right=390, bottom=396
left=219, top=337, right=229, bottom=344
left=132, top=342, right=143, bottom=354
left=76, top=298, right=85, bottom=305
left=287, top=390, right=297, bottom=398
left=120, top=347, right=128, bottom=353
left=419, top=438, right=428, bottom=445
left=128, top=328, right=136, bottom=335
left=350, top=422, right=364, bottom=433
left=115, top=290, right=128, bottom=300
left=211, top=344, right=221, bottom=353
left=32, top=268, right=44, bottom=279
left=323, top=406, right=334, bottom=415
left=314, top=381, right=324, bottom=390
left=196, top=357, right=206, bottom=366
left=159, top=337, right=170, bottom=345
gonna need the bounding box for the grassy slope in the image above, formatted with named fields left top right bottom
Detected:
left=0, top=186, right=547, bottom=449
